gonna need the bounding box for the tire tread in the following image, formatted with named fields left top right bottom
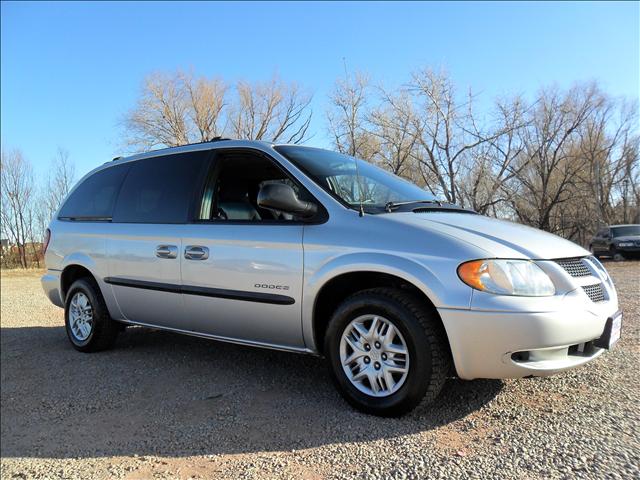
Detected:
left=326, top=286, right=451, bottom=415
left=345, top=287, right=450, bottom=407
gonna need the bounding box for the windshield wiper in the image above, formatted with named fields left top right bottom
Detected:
left=385, top=199, right=443, bottom=212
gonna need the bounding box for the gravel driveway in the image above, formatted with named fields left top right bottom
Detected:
left=1, top=263, right=638, bottom=479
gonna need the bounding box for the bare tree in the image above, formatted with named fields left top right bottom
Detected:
left=230, top=75, right=312, bottom=143
left=369, top=89, right=420, bottom=179
left=620, top=133, right=640, bottom=223
left=124, top=71, right=310, bottom=150
left=124, top=71, right=228, bottom=151
left=29, top=148, right=78, bottom=246
left=1, top=149, right=35, bottom=268
left=327, top=70, right=378, bottom=161
left=46, top=148, right=76, bottom=219
left=460, top=97, right=530, bottom=214
left=407, top=68, right=496, bottom=204
left=25, top=203, right=41, bottom=268
left=182, top=71, right=228, bottom=142
left=510, top=84, right=605, bottom=233
left=617, top=131, right=639, bottom=222
left=578, top=98, right=639, bottom=227
left=124, top=71, right=191, bottom=149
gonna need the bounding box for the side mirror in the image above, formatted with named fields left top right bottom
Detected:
left=257, top=183, right=318, bottom=219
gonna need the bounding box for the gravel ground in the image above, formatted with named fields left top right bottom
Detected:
left=1, top=262, right=638, bottom=479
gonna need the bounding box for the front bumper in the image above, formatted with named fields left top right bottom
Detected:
left=41, top=270, right=63, bottom=308
left=438, top=302, right=618, bottom=380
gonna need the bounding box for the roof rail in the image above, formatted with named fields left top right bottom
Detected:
left=110, top=138, right=233, bottom=162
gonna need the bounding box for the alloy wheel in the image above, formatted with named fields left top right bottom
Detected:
left=69, top=292, right=94, bottom=341
left=339, top=314, right=410, bottom=397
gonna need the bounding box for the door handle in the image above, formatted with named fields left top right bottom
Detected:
left=155, top=245, right=178, bottom=259
left=184, top=245, right=209, bottom=260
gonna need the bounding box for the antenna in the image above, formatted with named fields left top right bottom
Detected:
left=343, top=57, right=365, bottom=218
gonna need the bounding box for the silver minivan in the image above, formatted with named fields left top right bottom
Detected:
left=42, top=139, right=622, bottom=416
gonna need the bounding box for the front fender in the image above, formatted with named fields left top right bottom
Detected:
left=301, top=251, right=472, bottom=350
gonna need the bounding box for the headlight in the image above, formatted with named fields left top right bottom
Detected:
left=457, top=259, right=555, bottom=296
left=618, top=242, right=633, bottom=247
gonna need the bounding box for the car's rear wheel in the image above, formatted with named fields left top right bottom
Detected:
left=64, top=278, right=119, bottom=352
left=325, top=288, right=450, bottom=417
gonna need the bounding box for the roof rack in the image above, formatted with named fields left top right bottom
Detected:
left=111, top=138, right=233, bottom=162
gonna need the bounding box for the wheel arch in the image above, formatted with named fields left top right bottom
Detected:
left=304, top=253, right=457, bottom=355
left=61, top=264, right=97, bottom=302
left=60, top=253, right=104, bottom=303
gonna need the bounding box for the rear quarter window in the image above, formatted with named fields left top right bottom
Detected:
left=112, top=151, right=210, bottom=223
left=58, top=163, right=130, bottom=220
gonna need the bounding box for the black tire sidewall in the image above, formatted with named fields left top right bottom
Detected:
left=64, top=279, right=103, bottom=350
left=325, top=293, right=433, bottom=415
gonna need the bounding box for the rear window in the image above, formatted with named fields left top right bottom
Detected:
left=58, top=164, right=130, bottom=220
left=112, top=151, right=210, bottom=223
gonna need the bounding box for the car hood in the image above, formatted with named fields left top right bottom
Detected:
left=388, top=212, right=589, bottom=259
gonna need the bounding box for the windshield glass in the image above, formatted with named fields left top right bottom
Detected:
left=612, top=226, right=640, bottom=237
left=275, top=146, right=436, bottom=212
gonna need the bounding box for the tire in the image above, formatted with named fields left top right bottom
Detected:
left=324, top=288, right=450, bottom=417
left=64, top=277, right=119, bottom=352
left=613, top=252, right=625, bottom=262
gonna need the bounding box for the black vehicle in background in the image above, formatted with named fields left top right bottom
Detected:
left=589, top=224, right=640, bottom=260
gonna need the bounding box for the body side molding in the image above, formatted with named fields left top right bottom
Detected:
left=104, top=277, right=295, bottom=305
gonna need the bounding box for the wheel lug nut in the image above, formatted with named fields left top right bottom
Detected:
left=374, top=341, right=381, bottom=349
left=374, top=362, right=381, bottom=370
left=364, top=344, right=371, bottom=351
left=364, top=357, right=371, bottom=364
left=381, top=353, right=387, bottom=361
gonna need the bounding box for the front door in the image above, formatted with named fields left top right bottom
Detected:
left=180, top=150, right=307, bottom=348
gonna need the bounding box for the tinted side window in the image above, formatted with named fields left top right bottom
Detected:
left=59, top=164, right=130, bottom=220
left=113, top=151, right=209, bottom=224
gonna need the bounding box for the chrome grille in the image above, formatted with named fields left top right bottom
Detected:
left=582, top=283, right=606, bottom=303
left=555, top=258, right=591, bottom=277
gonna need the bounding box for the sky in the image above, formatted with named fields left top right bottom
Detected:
left=1, top=1, right=639, bottom=180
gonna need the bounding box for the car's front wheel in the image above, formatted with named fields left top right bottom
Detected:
left=64, top=278, right=119, bottom=352
left=325, top=288, right=450, bottom=417
left=613, top=252, right=626, bottom=262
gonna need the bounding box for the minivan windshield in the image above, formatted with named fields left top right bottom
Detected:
left=275, top=146, right=437, bottom=213
left=611, top=225, right=640, bottom=237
